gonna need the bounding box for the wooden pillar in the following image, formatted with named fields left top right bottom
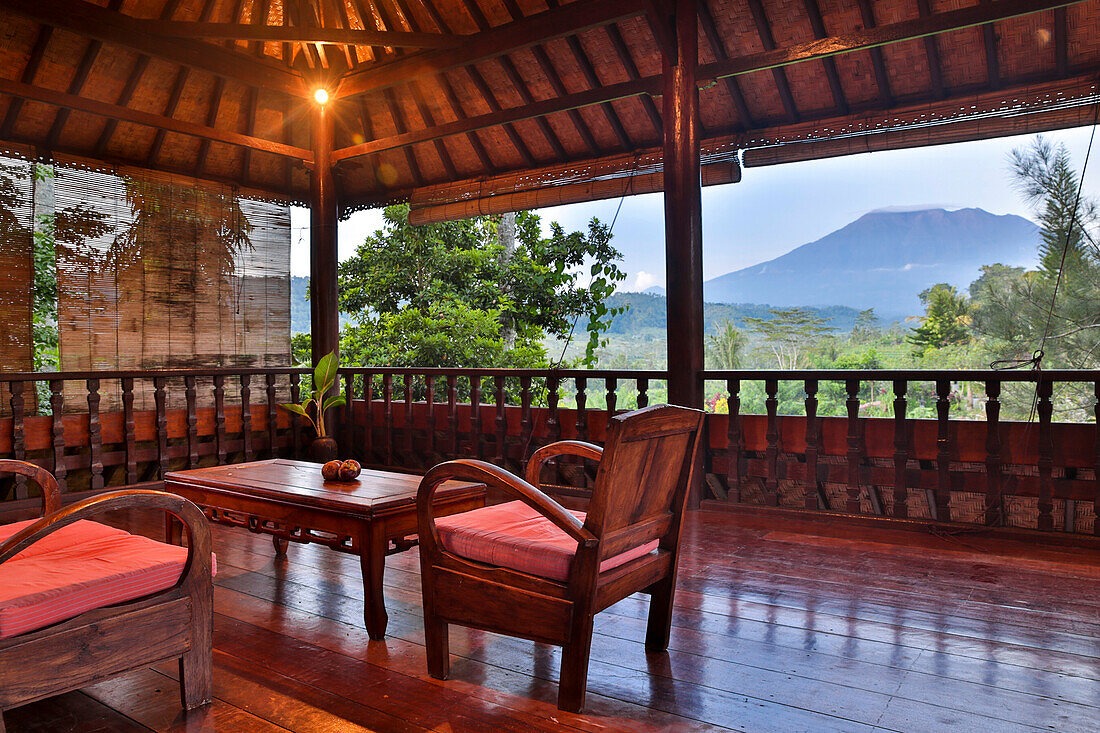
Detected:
left=661, top=0, right=704, bottom=409
left=310, top=99, right=339, bottom=365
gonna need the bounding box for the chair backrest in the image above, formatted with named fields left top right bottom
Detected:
left=582, top=404, right=704, bottom=559
left=0, top=460, right=60, bottom=516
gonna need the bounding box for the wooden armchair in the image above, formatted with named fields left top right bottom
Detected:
left=0, top=460, right=213, bottom=731
left=417, top=404, right=705, bottom=712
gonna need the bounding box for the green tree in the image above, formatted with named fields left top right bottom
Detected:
left=907, top=283, right=971, bottom=355
left=971, top=137, right=1100, bottom=372
left=706, top=321, right=747, bottom=369
left=743, top=307, right=834, bottom=369
left=336, top=205, right=626, bottom=368
left=850, top=308, right=879, bottom=344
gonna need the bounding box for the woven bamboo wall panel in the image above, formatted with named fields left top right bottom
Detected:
left=0, top=157, right=34, bottom=376
left=53, top=164, right=290, bottom=410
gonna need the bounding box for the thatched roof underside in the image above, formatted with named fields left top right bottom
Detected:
left=0, top=0, right=1098, bottom=221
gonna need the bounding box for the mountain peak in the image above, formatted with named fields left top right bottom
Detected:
left=703, top=207, right=1039, bottom=320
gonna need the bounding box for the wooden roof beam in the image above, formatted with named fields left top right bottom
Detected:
left=915, top=0, right=946, bottom=99
left=801, top=0, right=848, bottom=115
left=0, top=76, right=312, bottom=161
left=382, top=87, right=425, bottom=186
left=335, top=0, right=645, bottom=98
left=605, top=23, right=663, bottom=137
left=697, top=1, right=754, bottom=130
left=1055, top=7, right=1069, bottom=77
left=746, top=0, right=800, bottom=123
left=855, top=0, right=893, bottom=107
left=332, top=0, right=1086, bottom=164
left=977, top=0, right=1002, bottom=89
left=0, top=0, right=306, bottom=96
left=1, top=26, right=52, bottom=140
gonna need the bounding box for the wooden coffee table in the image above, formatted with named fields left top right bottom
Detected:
left=163, top=459, right=485, bottom=640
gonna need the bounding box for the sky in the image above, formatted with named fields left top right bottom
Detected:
left=289, top=126, right=1100, bottom=290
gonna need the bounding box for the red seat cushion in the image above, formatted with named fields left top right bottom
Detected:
left=435, top=501, right=658, bottom=581
left=0, top=519, right=213, bottom=639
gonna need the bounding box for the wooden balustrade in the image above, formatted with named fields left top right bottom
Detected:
left=0, top=367, right=307, bottom=517
left=2, top=365, right=1099, bottom=539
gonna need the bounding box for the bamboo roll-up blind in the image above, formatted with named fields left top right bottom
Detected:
left=53, top=164, right=291, bottom=410
left=0, top=157, right=34, bottom=416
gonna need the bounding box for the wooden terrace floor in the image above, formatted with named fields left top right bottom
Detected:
left=7, top=509, right=1100, bottom=732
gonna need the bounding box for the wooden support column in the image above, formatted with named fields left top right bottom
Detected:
left=310, top=98, right=339, bottom=365
left=661, top=0, right=704, bottom=409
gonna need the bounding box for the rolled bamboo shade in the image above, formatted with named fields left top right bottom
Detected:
left=53, top=164, right=291, bottom=409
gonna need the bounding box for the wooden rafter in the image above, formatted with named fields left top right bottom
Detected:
left=855, top=0, right=893, bottom=107
left=1055, top=6, right=1069, bottom=77
left=464, top=65, right=536, bottom=168
left=335, top=0, right=645, bottom=98
left=915, top=0, right=946, bottom=99
left=331, top=0, right=1087, bottom=164
left=977, top=0, right=1002, bottom=89
left=697, top=1, right=754, bottom=131
left=0, top=0, right=306, bottom=96
left=566, top=35, right=633, bottom=150
left=801, top=0, right=848, bottom=115
left=407, top=81, right=457, bottom=179
left=144, top=15, right=456, bottom=45
left=0, top=25, right=51, bottom=140
left=147, top=69, right=191, bottom=165
left=0, top=76, right=311, bottom=161
left=605, top=23, right=662, bottom=137
left=746, top=0, right=800, bottom=122
left=382, top=87, right=425, bottom=186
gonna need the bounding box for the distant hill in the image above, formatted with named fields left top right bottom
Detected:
left=291, top=275, right=352, bottom=333
left=605, top=292, right=861, bottom=334
left=702, top=208, right=1039, bottom=320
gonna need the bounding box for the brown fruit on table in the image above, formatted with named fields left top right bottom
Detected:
left=321, top=460, right=342, bottom=481
left=339, top=459, right=362, bottom=481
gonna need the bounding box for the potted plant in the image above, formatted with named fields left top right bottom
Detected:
left=279, top=350, right=345, bottom=462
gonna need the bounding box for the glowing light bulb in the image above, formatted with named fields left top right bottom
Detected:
left=314, top=88, right=329, bottom=104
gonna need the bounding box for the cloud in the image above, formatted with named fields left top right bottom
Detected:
left=629, top=271, right=656, bottom=291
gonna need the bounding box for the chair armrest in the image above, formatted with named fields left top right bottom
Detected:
left=0, top=490, right=213, bottom=588
left=418, top=459, right=597, bottom=548
left=0, top=460, right=60, bottom=515
left=525, top=440, right=604, bottom=487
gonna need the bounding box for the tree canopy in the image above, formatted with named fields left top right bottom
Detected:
left=331, top=205, right=625, bottom=369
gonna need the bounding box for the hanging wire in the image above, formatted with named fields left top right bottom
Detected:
left=552, top=154, right=641, bottom=369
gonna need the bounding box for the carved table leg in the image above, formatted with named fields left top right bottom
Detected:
left=360, top=521, right=389, bottom=640
left=272, top=536, right=289, bottom=556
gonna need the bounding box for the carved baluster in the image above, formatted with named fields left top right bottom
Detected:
left=935, top=379, right=952, bottom=523
left=240, top=374, right=253, bottom=461
left=345, top=371, right=355, bottom=458
left=1036, top=377, right=1054, bottom=531
left=764, top=378, right=779, bottom=506
left=49, top=380, right=67, bottom=492
left=154, top=377, right=168, bottom=479
left=575, top=376, right=588, bottom=441
left=470, top=376, right=482, bottom=459
left=520, top=376, right=533, bottom=465
left=494, top=375, right=507, bottom=465
left=636, top=377, right=649, bottom=409
left=86, top=378, right=103, bottom=490
left=447, top=375, right=458, bottom=459
left=726, top=378, right=742, bottom=502
left=1094, top=380, right=1100, bottom=536
left=383, top=373, right=394, bottom=466
left=546, top=374, right=561, bottom=484
left=214, top=375, right=227, bottom=465
left=605, top=377, right=617, bottom=416
left=892, top=380, right=909, bottom=519
left=362, top=372, right=373, bottom=463
left=9, top=381, right=26, bottom=499
left=122, top=377, right=136, bottom=485
left=985, top=380, right=1003, bottom=526
left=267, top=373, right=279, bottom=458
left=425, top=374, right=436, bottom=461
left=803, top=379, right=820, bottom=510
left=404, top=374, right=415, bottom=463
left=845, top=379, right=862, bottom=513
left=184, top=376, right=198, bottom=470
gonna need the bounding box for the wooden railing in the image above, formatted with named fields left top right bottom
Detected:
left=1, top=365, right=1098, bottom=539
left=0, top=367, right=308, bottom=518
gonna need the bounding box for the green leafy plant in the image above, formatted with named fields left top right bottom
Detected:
left=279, top=350, right=345, bottom=438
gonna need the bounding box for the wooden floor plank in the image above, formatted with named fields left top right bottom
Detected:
left=10, top=507, right=1099, bottom=732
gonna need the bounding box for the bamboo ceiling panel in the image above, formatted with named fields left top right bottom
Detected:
left=0, top=0, right=1096, bottom=216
